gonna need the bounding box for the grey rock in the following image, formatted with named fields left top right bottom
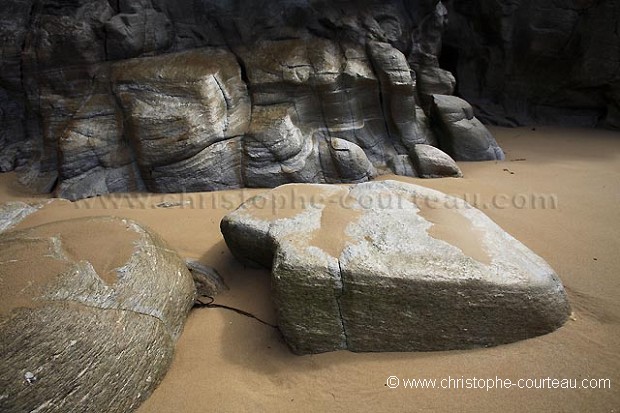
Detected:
left=409, top=2, right=455, bottom=97
left=185, top=259, right=228, bottom=298
left=0, top=202, right=43, bottom=233
left=221, top=181, right=571, bottom=354
left=244, top=104, right=318, bottom=188
left=55, top=164, right=145, bottom=201
left=325, top=138, right=377, bottom=183
left=0, top=89, right=27, bottom=172
left=237, top=38, right=394, bottom=168
left=411, top=144, right=462, bottom=178
left=0, top=217, right=195, bottom=412
left=387, top=154, right=418, bottom=177
left=416, top=66, right=456, bottom=97
left=150, top=137, right=244, bottom=193
left=1, top=0, right=504, bottom=199
left=112, top=48, right=251, bottom=192
left=444, top=0, right=620, bottom=128
left=431, top=94, right=505, bottom=161
left=105, top=10, right=174, bottom=60
left=367, top=41, right=430, bottom=149
left=55, top=89, right=144, bottom=200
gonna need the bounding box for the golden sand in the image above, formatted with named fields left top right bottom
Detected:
left=1, top=126, right=618, bottom=412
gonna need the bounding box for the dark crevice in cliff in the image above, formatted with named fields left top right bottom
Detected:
left=109, top=73, right=147, bottom=192
left=365, top=43, right=397, bottom=161
left=230, top=50, right=251, bottom=98
left=438, top=44, right=460, bottom=92
left=211, top=75, right=231, bottom=134
left=17, top=0, right=40, bottom=171
left=227, top=49, right=253, bottom=188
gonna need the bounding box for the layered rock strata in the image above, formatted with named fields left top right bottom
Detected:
left=0, top=0, right=503, bottom=200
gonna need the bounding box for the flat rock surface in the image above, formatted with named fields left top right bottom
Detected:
left=0, top=217, right=195, bottom=413
left=221, top=180, right=571, bottom=354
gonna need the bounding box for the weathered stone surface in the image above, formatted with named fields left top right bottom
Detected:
left=388, top=155, right=418, bottom=178
left=112, top=48, right=251, bottom=193
left=431, top=94, right=505, bottom=161
left=443, top=0, right=620, bottom=128
left=0, top=202, right=43, bottom=233
left=185, top=259, right=227, bottom=298
left=0, top=0, right=500, bottom=200
left=325, top=138, right=377, bottom=183
left=411, top=144, right=462, bottom=178
left=105, top=9, right=173, bottom=61
left=237, top=37, right=424, bottom=174
left=244, top=104, right=318, bottom=188
left=55, top=91, right=144, bottom=200
left=221, top=181, right=571, bottom=354
left=367, top=41, right=431, bottom=149
left=0, top=217, right=196, bottom=412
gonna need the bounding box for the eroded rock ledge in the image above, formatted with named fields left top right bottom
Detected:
left=0, top=0, right=503, bottom=200
left=221, top=181, right=570, bottom=354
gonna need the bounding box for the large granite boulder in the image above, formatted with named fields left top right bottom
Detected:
left=221, top=181, right=570, bottom=354
left=0, top=0, right=497, bottom=200
left=0, top=217, right=195, bottom=412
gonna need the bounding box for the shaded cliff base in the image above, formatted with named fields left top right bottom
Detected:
left=443, top=0, right=620, bottom=130
left=1, top=126, right=619, bottom=412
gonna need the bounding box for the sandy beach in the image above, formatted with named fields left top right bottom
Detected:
left=1, top=126, right=619, bottom=412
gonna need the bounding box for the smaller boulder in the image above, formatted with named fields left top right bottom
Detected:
left=326, top=138, right=377, bottom=183
left=431, top=94, right=505, bottom=161
left=411, top=144, right=462, bottom=178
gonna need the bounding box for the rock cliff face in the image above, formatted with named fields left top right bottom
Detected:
left=443, top=0, right=620, bottom=128
left=0, top=0, right=503, bottom=200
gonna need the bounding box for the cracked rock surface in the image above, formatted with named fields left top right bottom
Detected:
left=0, top=0, right=501, bottom=200
left=221, top=181, right=571, bottom=354
left=0, top=216, right=195, bottom=413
